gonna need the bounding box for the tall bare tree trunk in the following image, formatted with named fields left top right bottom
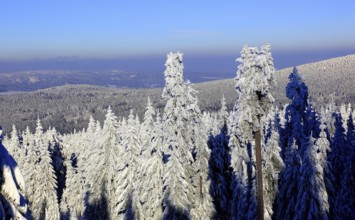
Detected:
left=255, top=129, right=264, bottom=220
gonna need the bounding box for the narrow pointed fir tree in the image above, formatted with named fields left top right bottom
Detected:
left=228, top=134, right=250, bottom=220
left=46, top=127, right=66, bottom=205
left=202, top=112, right=213, bottom=136
left=162, top=52, right=194, bottom=219
left=339, top=103, right=352, bottom=132
left=0, top=139, right=27, bottom=219
left=87, top=115, right=96, bottom=134
left=86, top=106, right=121, bottom=219
left=328, top=113, right=346, bottom=214
left=20, top=129, right=38, bottom=218
left=218, top=95, right=229, bottom=130
left=188, top=84, right=214, bottom=220
left=282, top=66, right=309, bottom=156
left=60, top=135, right=86, bottom=219
left=230, top=44, right=276, bottom=220
left=276, top=140, right=301, bottom=220
left=276, top=67, right=309, bottom=219
left=76, top=116, right=97, bottom=194
left=334, top=112, right=355, bottom=219
left=142, top=97, right=155, bottom=154
left=294, top=136, right=329, bottom=220
left=208, top=96, right=232, bottom=220
left=118, top=110, right=142, bottom=219
left=27, top=119, right=60, bottom=220
left=304, top=105, right=321, bottom=140
left=315, top=122, right=335, bottom=218
left=139, top=112, right=164, bottom=220
left=262, top=128, right=284, bottom=220
left=6, top=125, right=23, bottom=165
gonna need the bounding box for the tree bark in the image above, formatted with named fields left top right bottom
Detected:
left=255, top=129, right=264, bottom=220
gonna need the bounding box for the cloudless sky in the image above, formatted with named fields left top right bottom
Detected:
left=0, top=0, right=355, bottom=73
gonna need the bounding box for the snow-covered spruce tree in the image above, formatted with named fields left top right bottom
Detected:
left=281, top=66, right=309, bottom=158
left=27, top=119, right=60, bottom=220
left=334, top=112, right=355, bottom=219
left=86, top=106, right=121, bottom=219
left=262, top=128, right=284, bottom=220
left=328, top=113, right=346, bottom=214
left=59, top=135, right=86, bottom=219
left=20, top=128, right=38, bottom=218
left=230, top=44, right=276, bottom=220
left=5, top=125, right=23, bottom=166
left=161, top=52, right=195, bottom=219
left=121, top=110, right=143, bottom=219
left=294, top=136, right=329, bottom=220
left=315, top=122, right=335, bottom=219
left=0, top=135, right=27, bottom=219
left=208, top=96, right=232, bottom=220
left=185, top=80, right=214, bottom=220
left=141, top=97, right=155, bottom=156
left=46, top=127, right=66, bottom=205
left=276, top=140, right=301, bottom=220
left=228, top=131, right=249, bottom=220
left=77, top=115, right=97, bottom=188
left=322, top=102, right=336, bottom=137
left=276, top=67, right=309, bottom=219
left=339, top=103, right=352, bottom=132
left=202, top=112, right=212, bottom=136
left=139, top=112, right=164, bottom=220
left=218, top=95, right=229, bottom=131
left=304, top=104, right=321, bottom=140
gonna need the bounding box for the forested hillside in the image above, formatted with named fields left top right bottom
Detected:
left=0, top=54, right=354, bottom=135
left=1, top=47, right=354, bottom=219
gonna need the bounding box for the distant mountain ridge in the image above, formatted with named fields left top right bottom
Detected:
left=0, top=54, right=354, bottom=134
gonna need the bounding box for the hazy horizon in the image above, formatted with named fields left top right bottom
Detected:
left=1, top=48, right=355, bottom=75
left=1, top=1, right=355, bottom=76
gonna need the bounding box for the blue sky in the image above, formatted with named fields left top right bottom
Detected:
left=0, top=0, right=355, bottom=72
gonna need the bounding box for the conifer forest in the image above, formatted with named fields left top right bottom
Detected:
left=1, top=45, right=354, bottom=220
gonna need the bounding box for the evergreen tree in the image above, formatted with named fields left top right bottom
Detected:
left=304, top=105, right=321, bottom=140
left=315, top=122, right=335, bottom=219
left=277, top=67, right=310, bottom=219
left=139, top=112, right=164, bottom=220
left=20, top=128, right=38, bottom=218
left=328, top=113, right=346, bottom=212
left=339, top=103, right=351, bottom=132
left=60, top=136, right=86, bottom=219
left=27, top=119, right=60, bottom=220
left=208, top=96, right=232, bottom=220
left=142, top=97, right=155, bottom=153
left=230, top=44, right=276, bottom=220
left=162, top=52, right=194, bottom=219
left=335, top=112, right=355, bottom=219
left=276, top=140, right=301, bottom=220
left=46, top=127, right=66, bottom=205
left=283, top=66, right=309, bottom=155
left=77, top=115, right=97, bottom=190
left=122, top=110, right=143, bottom=219
left=6, top=125, right=23, bottom=165
left=228, top=135, right=250, bottom=220
left=190, top=105, right=214, bottom=220
left=294, top=136, right=329, bottom=220
left=85, top=107, right=121, bottom=219
left=262, top=129, right=284, bottom=220
left=161, top=53, right=214, bottom=219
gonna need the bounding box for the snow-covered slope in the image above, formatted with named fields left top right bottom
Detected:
left=0, top=54, right=354, bottom=134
